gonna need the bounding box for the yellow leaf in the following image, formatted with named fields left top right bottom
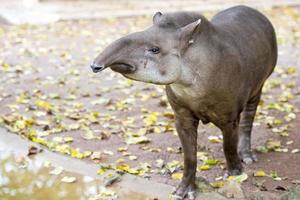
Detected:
left=35, top=100, right=53, bottom=111
left=125, top=136, right=151, bottom=145
left=70, top=149, right=83, bottom=159
left=116, top=159, right=125, bottom=163
left=83, top=151, right=92, bottom=157
left=208, top=136, right=222, bottom=143
left=31, top=137, right=48, bottom=146
left=143, top=112, right=159, bottom=126
left=117, top=147, right=128, bottom=152
left=172, top=172, right=183, bottom=180
left=286, top=66, right=297, bottom=75
left=63, top=137, right=73, bottom=143
left=15, top=120, right=27, bottom=130
left=254, top=170, right=266, bottom=177
left=198, top=165, right=210, bottom=171
left=127, top=167, right=140, bottom=175
left=97, top=167, right=106, bottom=175
left=1, top=62, right=10, bottom=71
left=266, top=139, right=281, bottom=151
left=166, top=160, right=181, bottom=173
left=210, top=181, right=225, bottom=188
left=227, top=173, right=248, bottom=183
left=116, top=164, right=130, bottom=171
left=204, top=159, right=219, bottom=166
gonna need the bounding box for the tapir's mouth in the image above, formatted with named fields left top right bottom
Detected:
left=110, top=62, right=136, bottom=74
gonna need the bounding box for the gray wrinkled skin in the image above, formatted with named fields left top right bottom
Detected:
left=91, top=6, right=277, bottom=199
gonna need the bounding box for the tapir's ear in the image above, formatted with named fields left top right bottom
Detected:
left=179, top=19, right=202, bottom=43
left=153, top=12, right=163, bottom=24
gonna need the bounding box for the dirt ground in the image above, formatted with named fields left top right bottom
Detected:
left=0, top=6, right=300, bottom=199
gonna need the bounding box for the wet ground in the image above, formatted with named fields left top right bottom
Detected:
left=0, top=4, right=300, bottom=200
left=0, top=151, right=153, bottom=200
left=0, top=152, right=102, bottom=200
left=0, top=129, right=160, bottom=200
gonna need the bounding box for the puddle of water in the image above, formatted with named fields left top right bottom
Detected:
left=0, top=151, right=148, bottom=200
left=0, top=151, right=103, bottom=200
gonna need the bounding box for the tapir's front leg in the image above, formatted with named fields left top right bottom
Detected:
left=173, top=108, right=199, bottom=200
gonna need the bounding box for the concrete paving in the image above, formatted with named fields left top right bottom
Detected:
left=1, top=0, right=300, bottom=24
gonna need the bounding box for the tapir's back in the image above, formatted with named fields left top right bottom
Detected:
left=211, top=6, right=277, bottom=83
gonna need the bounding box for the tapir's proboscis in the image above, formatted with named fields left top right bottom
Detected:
left=91, top=5, right=277, bottom=200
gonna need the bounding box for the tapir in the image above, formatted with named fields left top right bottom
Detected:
left=90, top=5, right=277, bottom=200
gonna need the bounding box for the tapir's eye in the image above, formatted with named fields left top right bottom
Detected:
left=148, top=47, right=160, bottom=54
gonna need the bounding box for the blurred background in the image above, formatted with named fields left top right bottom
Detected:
left=1, top=0, right=300, bottom=24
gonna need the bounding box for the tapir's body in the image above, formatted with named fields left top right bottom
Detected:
left=168, top=7, right=276, bottom=126
left=91, top=5, right=277, bottom=200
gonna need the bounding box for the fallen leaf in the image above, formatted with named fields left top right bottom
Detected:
left=210, top=181, right=225, bottom=188
left=155, top=159, right=165, bottom=168
left=49, top=166, right=63, bottom=175
left=104, top=172, right=121, bottom=186
left=125, top=136, right=151, bottom=145
left=228, top=173, right=248, bottom=183
left=208, top=135, right=223, bottom=143
left=97, top=166, right=107, bottom=175
left=61, top=176, right=76, bottom=183
left=204, top=159, right=219, bottom=166
left=292, top=149, right=300, bottom=154
left=90, top=188, right=117, bottom=200
left=117, top=147, right=128, bottom=152
left=27, top=145, right=42, bottom=156
left=255, top=146, right=269, bottom=153
left=266, top=139, right=281, bottom=151
left=129, top=155, right=137, bottom=160
left=143, top=112, right=158, bottom=126
left=63, top=137, right=74, bottom=143
left=198, top=165, right=210, bottom=171
left=270, top=171, right=282, bottom=181
left=166, top=160, right=181, bottom=173
left=254, top=170, right=267, bottom=177
left=171, top=172, right=183, bottom=180
left=91, top=151, right=102, bottom=160
left=103, top=150, right=114, bottom=155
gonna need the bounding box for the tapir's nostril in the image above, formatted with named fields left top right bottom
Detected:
left=90, top=63, right=105, bottom=73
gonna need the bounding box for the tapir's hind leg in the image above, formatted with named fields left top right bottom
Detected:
left=238, top=90, right=262, bottom=164
left=220, top=120, right=243, bottom=176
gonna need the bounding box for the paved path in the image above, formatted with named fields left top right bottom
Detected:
left=1, top=0, right=300, bottom=24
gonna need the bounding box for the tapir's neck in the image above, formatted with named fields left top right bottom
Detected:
left=174, top=63, right=195, bottom=86
left=170, top=22, right=218, bottom=96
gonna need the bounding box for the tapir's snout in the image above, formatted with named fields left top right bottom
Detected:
left=90, top=62, right=105, bottom=73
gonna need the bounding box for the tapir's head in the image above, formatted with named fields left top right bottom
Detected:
left=91, top=12, right=203, bottom=85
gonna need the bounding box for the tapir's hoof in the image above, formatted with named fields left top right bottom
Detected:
left=224, top=166, right=243, bottom=179
left=172, top=181, right=197, bottom=200
left=240, top=152, right=258, bottom=165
